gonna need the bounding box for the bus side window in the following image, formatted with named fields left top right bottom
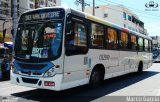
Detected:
left=66, top=32, right=75, bottom=45
left=144, top=39, right=149, bottom=52
left=91, top=23, right=104, bottom=47
left=120, top=32, right=129, bottom=50
left=65, top=21, right=88, bottom=56
left=105, top=28, right=118, bottom=49
left=149, top=40, right=152, bottom=52
left=138, top=37, right=144, bottom=51
left=130, top=34, right=137, bottom=50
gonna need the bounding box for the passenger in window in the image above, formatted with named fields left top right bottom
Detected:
left=66, top=31, right=75, bottom=45
left=43, top=24, right=60, bottom=57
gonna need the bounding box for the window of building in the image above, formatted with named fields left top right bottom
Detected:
left=120, top=32, right=128, bottom=49
left=130, top=35, right=137, bottom=50
left=106, top=28, right=118, bottom=49
left=48, top=0, right=56, bottom=3
left=123, top=12, right=126, bottom=20
left=128, top=15, right=132, bottom=21
left=104, top=13, right=108, bottom=18
left=124, top=24, right=126, bottom=28
left=91, top=23, right=104, bottom=47
left=2, top=9, right=9, bottom=16
left=138, top=37, right=144, bottom=51
left=54, top=0, right=56, bottom=3
left=29, top=3, right=34, bottom=9
left=39, top=0, right=45, bottom=5
left=1, top=2, right=9, bottom=8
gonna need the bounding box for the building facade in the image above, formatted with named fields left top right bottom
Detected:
left=0, top=0, right=12, bottom=19
left=150, top=36, right=160, bottom=48
left=85, top=5, right=148, bottom=35
left=0, top=0, right=61, bottom=42
left=0, top=0, right=18, bottom=42
left=19, top=0, right=61, bottom=14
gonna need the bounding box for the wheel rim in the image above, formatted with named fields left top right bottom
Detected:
left=91, top=71, right=100, bottom=84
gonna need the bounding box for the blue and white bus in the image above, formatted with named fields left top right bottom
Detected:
left=11, top=7, right=152, bottom=91
left=152, top=47, right=160, bottom=63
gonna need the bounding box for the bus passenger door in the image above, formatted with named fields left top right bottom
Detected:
left=63, top=19, right=89, bottom=87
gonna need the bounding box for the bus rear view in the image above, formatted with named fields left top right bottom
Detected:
left=11, top=8, right=65, bottom=91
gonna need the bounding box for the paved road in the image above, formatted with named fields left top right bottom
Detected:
left=0, top=63, right=160, bottom=102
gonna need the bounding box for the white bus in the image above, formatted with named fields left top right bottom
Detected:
left=11, top=7, right=152, bottom=91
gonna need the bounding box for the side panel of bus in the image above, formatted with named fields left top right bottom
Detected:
left=62, top=15, right=90, bottom=90
left=119, top=51, right=137, bottom=73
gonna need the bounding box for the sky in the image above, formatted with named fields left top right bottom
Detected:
left=61, top=0, right=160, bottom=36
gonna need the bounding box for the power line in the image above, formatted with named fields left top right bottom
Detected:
left=103, top=0, right=160, bottom=16
left=93, top=0, right=160, bottom=20
left=84, top=0, right=160, bottom=19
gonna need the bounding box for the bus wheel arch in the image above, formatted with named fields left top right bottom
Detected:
left=89, top=64, right=105, bottom=88
left=137, top=61, right=143, bottom=73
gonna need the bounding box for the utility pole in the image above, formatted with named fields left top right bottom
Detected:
left=0, top=0, right=1, bottom=16
left=45, top=0, right=48, bottom=7
left=3, top=20, right=8, bottom=41
left=12, top=0, right=17, bottom=38
left=81, top=0, right=84, bottom=12
left=35, top=0, right=39, bottom=9
left=75, top=0, right=90, bottom=12
left=93, top=0, right=95, bottom=16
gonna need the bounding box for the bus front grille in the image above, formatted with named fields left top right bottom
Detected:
left=22, top=77, right=39, bottom=84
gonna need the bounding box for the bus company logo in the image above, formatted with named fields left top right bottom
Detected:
left=145, top=1, right=159, bottom=11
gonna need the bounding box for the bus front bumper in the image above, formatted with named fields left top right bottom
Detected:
left=11, top=72, right=63, bottom=91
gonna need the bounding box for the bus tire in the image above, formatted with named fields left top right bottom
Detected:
left=89, top=67, right=104, bottom=88
left=137, top=61, right=143, bottom=74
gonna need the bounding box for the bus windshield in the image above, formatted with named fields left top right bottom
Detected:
left=14, top=21, right=63, bottom=61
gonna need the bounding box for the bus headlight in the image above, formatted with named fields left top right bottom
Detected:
left=11, top=64, right=19, bottom=74
left=43, top=68, right=55, bottom=77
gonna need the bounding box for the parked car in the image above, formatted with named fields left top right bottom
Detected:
left=0, top=46, right=12, bottom=80
left=152, top=48, right=160, bottom=63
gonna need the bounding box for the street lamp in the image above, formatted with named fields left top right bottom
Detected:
left=3, top=20, right=8, bottom=37
left=2, top=20, right=8, bottom=42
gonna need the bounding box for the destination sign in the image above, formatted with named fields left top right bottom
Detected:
left=20, top=9, right=65, bottom=22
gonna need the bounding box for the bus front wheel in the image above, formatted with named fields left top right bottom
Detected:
left=89, top=68, right=104, bottom=88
